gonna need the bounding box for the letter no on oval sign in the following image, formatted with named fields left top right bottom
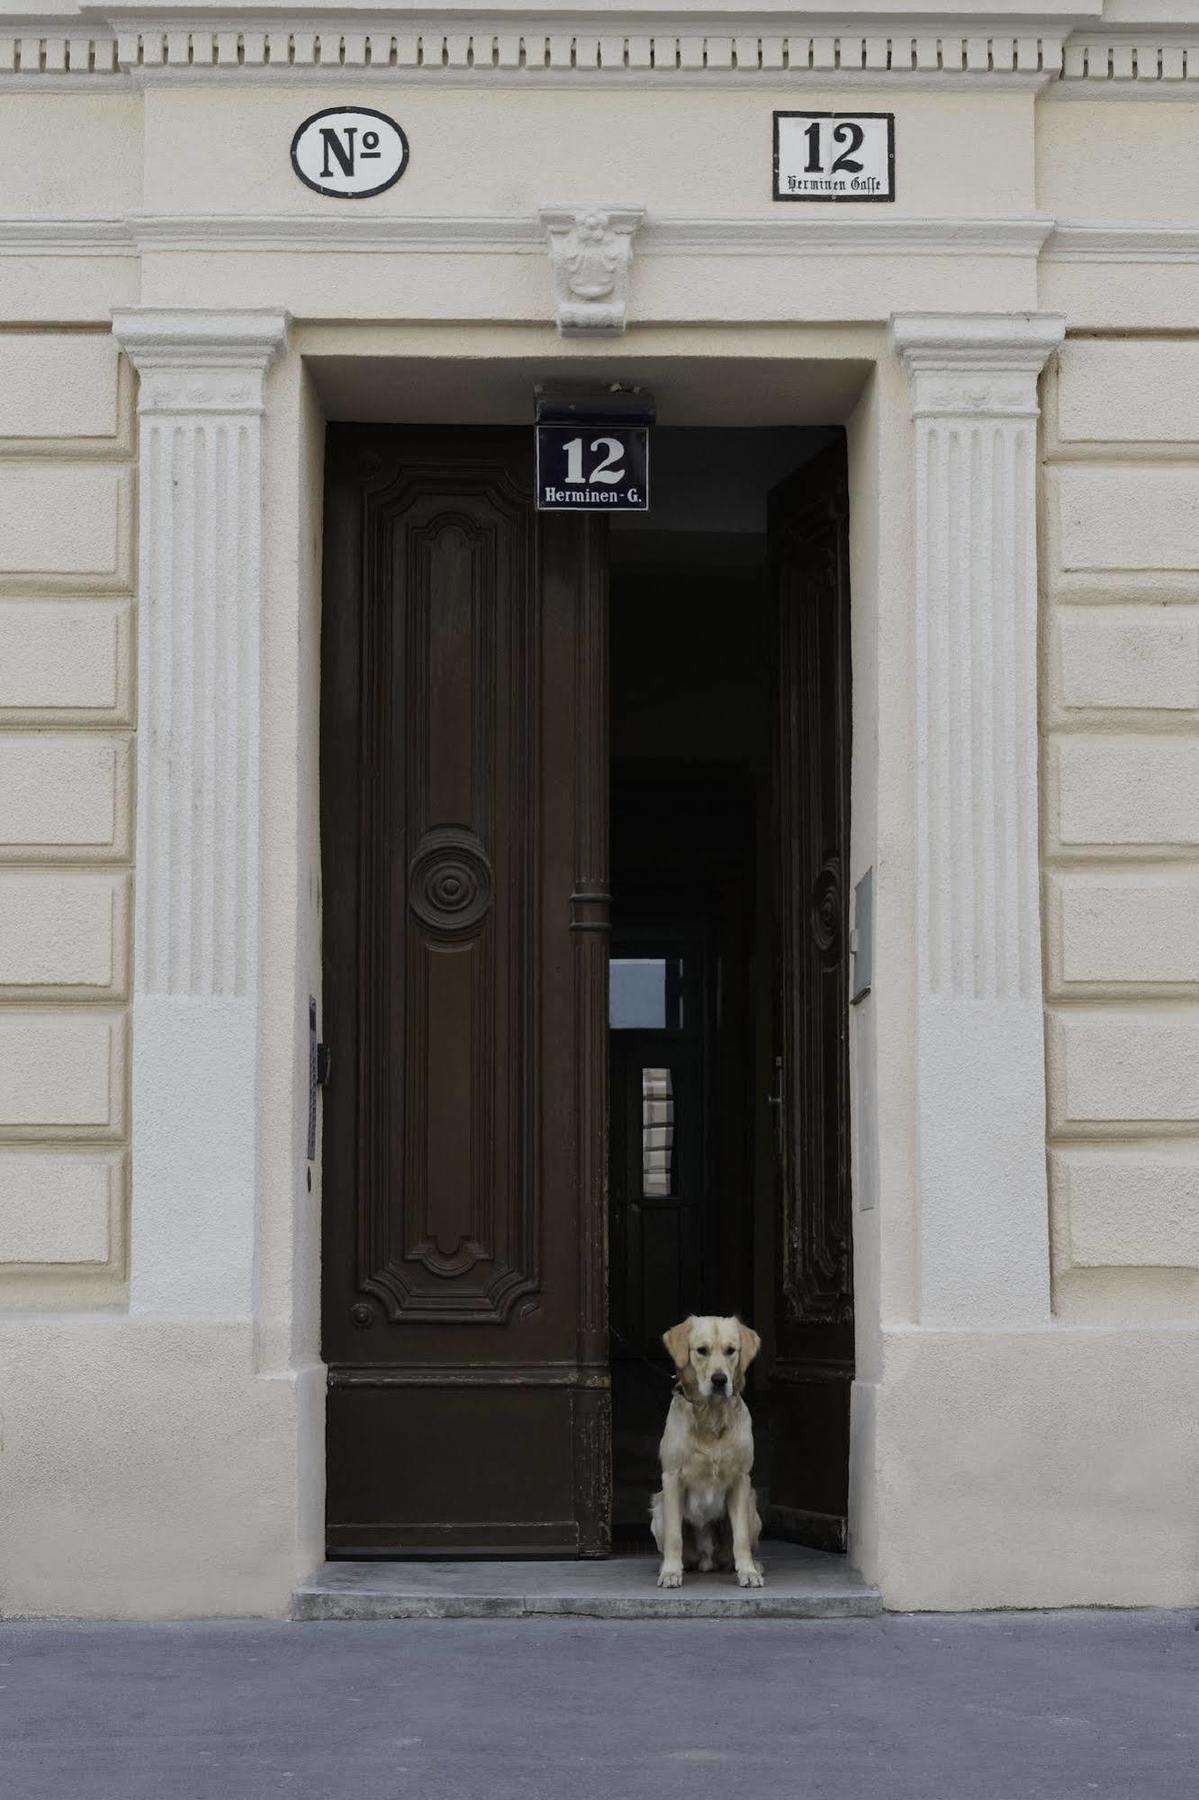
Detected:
left=291, top=107, right=409, bottom=198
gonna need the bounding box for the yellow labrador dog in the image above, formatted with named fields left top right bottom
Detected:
left=650, top=1315, right=764, bottom=1589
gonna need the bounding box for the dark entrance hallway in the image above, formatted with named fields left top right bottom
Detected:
left=608, top=429, right=854, bottom=1550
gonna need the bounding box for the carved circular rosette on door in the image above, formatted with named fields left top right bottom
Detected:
left=408, top=827, right=494, bottom=936
left=810, top=859, right=843, bottom=953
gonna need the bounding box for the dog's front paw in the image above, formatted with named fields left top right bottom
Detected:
left=736, top=1564, right=765, bottom=1589
left=658, top=1565, right=683, bottom=1589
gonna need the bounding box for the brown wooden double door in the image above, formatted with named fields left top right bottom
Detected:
left=321, top=429, right=610, bottom=1555
left=321, top=426, right=852, bottom=1557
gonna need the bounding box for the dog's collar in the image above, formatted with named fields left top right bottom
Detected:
left=672, top=1379, right=740, bottom=1409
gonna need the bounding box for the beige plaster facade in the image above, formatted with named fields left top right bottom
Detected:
left=0, top=0, right=1196, bottom=1618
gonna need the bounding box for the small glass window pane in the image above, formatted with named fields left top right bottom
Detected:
left=609, top=957, right=684, bottom=1030
left=641, top=1067, right=675, bottom=1198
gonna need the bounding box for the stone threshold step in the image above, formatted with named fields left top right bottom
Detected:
left=293, top=1544, right=881, bottom=1620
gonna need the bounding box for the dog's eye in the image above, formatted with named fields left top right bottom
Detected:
left=724, top=1345, right=736, bottom=1356
left=696, top=1346, right=709, bottom=1356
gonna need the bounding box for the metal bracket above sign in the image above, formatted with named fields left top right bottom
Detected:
left=534, top=388, right=654, bottom=515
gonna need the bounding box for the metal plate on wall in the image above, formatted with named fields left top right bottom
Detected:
left=291, top=107, right=409, bottom=198
left=536, top=424, right=649, bottom=512
left=773, top=112, right=895, bottom=202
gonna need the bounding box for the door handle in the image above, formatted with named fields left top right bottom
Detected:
left=766, top=1053, right=784, bottom=1162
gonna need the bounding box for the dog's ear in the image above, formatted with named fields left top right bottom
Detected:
left=662, top=1318, right=694, bottom=1370
left=736, top=1321, right=761, bottom=1388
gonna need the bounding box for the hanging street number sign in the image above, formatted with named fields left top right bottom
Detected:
left=291, top=107, right=409, bottom=198
left=536, top=424, right=650, bottom=513
left=773, top=112, right=895, bottom=202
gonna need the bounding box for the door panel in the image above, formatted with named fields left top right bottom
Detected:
left=321, top=427, right=610, bottom=1556
left=767, top=441, right=854, bottom=1550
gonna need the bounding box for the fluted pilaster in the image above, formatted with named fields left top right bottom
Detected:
left=112, top=308, right=288, bottom=1318
left=892, top=312, right=1064, bottom=1326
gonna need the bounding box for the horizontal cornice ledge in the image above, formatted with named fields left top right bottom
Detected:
left=131, top=211, right=542, bottom=253
left=88, top=5, right=1103, bottom=17
left=644, top=213, right=1053, bottom=257
left=0, top=217, right=131, bottom=254
left=19, top=215, right=1199, bottom=266
left=0, top=210, right=1054, bottom=258
left=1047, top=222, right=1199, bottom=262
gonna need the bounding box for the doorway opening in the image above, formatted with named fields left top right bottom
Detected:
left=318, top=416, right=853, bottom=1559
left=608, top=429, right=854, bottom=1551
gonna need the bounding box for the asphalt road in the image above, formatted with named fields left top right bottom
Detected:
left=2, top=1610, right=1196, bottom=1800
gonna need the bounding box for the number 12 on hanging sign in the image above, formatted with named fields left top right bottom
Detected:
left=773, top=112, right=895, bottom=203
left=535, top=424, right=650, bottom=513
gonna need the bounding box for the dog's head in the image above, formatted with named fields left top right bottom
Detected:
left=662, top=1315, right=761, bottom=1402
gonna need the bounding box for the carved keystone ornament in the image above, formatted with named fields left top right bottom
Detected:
left=540, top=206, right=645, bottom=337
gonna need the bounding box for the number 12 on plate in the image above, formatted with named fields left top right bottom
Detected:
left=773, top=112, right=895, bottom=203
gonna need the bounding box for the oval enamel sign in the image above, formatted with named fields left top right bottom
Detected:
left=290, top=107, right=409, bottom=199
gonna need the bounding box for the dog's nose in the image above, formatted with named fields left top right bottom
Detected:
left=710, top=1371, right=728, bottom=1390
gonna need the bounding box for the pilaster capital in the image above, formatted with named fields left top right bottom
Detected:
left=111, top=307, right=289, bottom=414
left=890, top=312, right=1065, bottom=418
left=539, top=205, right=645, bottom=338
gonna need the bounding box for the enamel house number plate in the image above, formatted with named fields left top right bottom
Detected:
left=773, top=111, right=895, bottom=202
left=536, top=424, right=650, bottom=513
left=291, top=106, right=410, bottom=198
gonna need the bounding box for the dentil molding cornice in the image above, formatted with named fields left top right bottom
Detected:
left=1, top=8, right=1197, bottom=91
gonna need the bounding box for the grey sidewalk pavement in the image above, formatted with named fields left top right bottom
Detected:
left=1, top=1611, right=1196, bottom=1800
